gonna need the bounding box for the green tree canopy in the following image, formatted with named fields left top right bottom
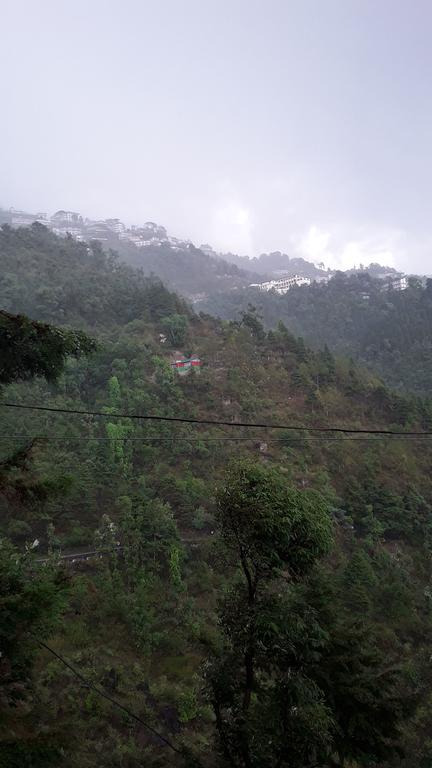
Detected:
left=0, top=310, right=95, bottom=386
left=207, top=461, right=333, bottom=767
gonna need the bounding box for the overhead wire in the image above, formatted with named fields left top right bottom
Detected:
left=28, top=633, right=203, bottom=766
left=1, top=434, right=432, bottom=442
left=2, top=400, right=432, bottom=436
left=10, top=387, right=429, bottom=763
left=7, top=331, right=426, bottom=762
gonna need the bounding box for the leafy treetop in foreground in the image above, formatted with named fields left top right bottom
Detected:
left=0, top=310, right=96, bottom=385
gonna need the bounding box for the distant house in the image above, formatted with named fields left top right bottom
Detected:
left=130, top=236, right=148, bottom=247
left=130, top=222, right=168, bottom=240
left=84, top=221, right=111, bottom=241
left=119, top=233, right=150, bottom=247
left=200, top=243, right=216, bottom=256
left=51, top=210, right=83, bottom=225
left=119, top=231, right=167, bottom=247
left=250, top=275, right=311, bottom=295
left=104, top=218, right=125, bottom=234
left=171, top=357, right=202, bottom=376
left=392, top=276, right=408, bottom=292
left=10, top=209, right=49, bottom=227
left=168, top=237, right=184, bottom=251
left=383, top=275, right=408, bottom=293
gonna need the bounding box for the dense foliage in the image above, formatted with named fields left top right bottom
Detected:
left=0, top=310, right=95, bottom=386
left=200, top=272, right=432, bottom=394
left=0, top=224, right=189, bottom=328
left=220, top=248, right=328, bottom=279
left=0, top=311, right=94, bottom=767
left=118, top=239, right=258, bottom=299
left=1, top=226, right=432, bottom=766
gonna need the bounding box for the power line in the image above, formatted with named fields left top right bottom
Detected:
left=2, top=400, right=432, bottom=436
left=29, top=633, right=203, bottom=766
left=0, top=435, right=307, bottom=441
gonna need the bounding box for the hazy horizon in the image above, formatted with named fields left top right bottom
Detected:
left=3, top=0, right=432, bottom=272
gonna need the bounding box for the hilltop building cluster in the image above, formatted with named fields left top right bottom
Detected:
left=0, top=208, right=190, bottom=251
left=0, top=207, right=412, bottom=293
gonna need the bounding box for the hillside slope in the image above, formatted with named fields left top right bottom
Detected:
left=1, top=225, right=432, bottom=767
left=0, top=218, right=261, bottom=301
left=115, top=237, right=260, bottom=299
left=199, top=271, right=432, bottom=394
left=221, top=248, right=329, bottom=279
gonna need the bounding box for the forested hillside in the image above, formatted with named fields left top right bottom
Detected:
left=220, top=248, right=329, bottom=279
left=0, top=219, right=259, bottom=302
left=116, top=238, right=258, bottom=300
left=200, top=271, right=432, bottom=394
left=1, top=225, right=432, bottom=767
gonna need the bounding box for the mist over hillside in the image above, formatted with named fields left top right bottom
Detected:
left=1, top=205, right=402, bottom=301
left=2, top=223, right=432, bottom=766
left=199, top=271, right=432, bottom=395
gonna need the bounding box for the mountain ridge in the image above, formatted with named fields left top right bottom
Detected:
left=0, top=206, right=405, bottom=299
left=1, top=223, right=432, bottom=767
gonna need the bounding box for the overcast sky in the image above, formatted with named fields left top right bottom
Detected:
left=2, top=0, right=432, bottom=272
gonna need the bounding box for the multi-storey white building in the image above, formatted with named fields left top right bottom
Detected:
left=392, top=276, right=408, bottom=292
left=104, top=218, right=125, bottom=234
left=250, top=275, right=311, bottom=295
left=51, top=210, right=83, bottom=225
left=382, top=276, right=408, bottom=293
left=200, top=243, right=216, bottom=256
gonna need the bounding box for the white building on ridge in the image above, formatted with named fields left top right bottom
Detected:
left=392, top=276, right=408, bottom=292
left=250, top=275, right=311, bottom=295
